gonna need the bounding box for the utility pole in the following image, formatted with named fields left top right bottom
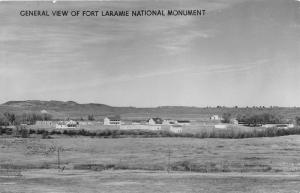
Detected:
left=57, top=147, right=62, bottom=171
left=57, top=147, right=60, bottom=171
left=167, top=147, right=171, bottom=173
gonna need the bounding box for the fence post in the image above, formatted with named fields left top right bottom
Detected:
left=167, top=147, right=171, bottom=173
left=57, top=147, right=61, bottom=171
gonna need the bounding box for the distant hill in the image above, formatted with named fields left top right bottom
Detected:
left=2, top=100, right=113, bottom=111
left=1, top=100, right=299, bottom=120
left=0, top=100, right=117, bottom=120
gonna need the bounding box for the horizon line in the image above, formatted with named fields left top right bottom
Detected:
left=1, top=99, right=300, bottom=109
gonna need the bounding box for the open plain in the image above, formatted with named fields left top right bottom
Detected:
left=0, top=135, right=300, bottom=192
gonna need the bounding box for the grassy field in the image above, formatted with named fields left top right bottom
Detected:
left=1, top=136, right=300, bottom=172
left=0, top=135, right=300, bottom=192
left=1, top=170, right=300, bottom=193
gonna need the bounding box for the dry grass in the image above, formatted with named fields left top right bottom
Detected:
left=1, top=136, right=300, bottom=192
left=0, top=136, right=300, bottom=173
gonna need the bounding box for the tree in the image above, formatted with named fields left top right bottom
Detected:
left=222, top=113, right=232, bottom=123
left=295, top=117, right=300, bottom=126
left=88, top=114, right=95, bottom=121
left=0, top=114, right=9, bottom=126
left=42, top=113, right=52, bottom=121
left=3, top=112, right=16, bottom=125
left=15, top=126, right=29, bottom=138
left=237, top=113, right=284, bottom=126
left=15, top=112, right=52, bottom=125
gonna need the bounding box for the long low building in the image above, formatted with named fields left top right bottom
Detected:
left=120, top=124, right=162, bottom=131
left=104, top=116, right=121, bottom=125
left=120, top=124, right=184, bottom=133
left=262, top=124, right=294, bottom=129
left=56, top=120, right=78, bottom=129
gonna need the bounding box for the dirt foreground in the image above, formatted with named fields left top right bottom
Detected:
left=1, top=169, right=300, bottom=193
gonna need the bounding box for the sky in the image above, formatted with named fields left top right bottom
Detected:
left=0, top=0, right=300, bottom=107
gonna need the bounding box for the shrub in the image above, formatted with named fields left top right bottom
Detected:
left=0, top=127, right=13, bottom=135
left=50, top=130, right=62, bottom=135
left=42, top=131, right=50, bottom=139
left=20, top=128, right=29, bottom=138
left=14, top=126, right=29, bottom=138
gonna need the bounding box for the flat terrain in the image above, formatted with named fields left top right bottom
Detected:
left=1, top=170, right=300, bottom=193
left=0, top=135, right=300, bottom=192
left=1, top=136, right=300, bottom=172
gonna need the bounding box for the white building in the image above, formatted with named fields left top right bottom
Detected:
left=35, top=120, right=53, bottom=126
left=131, top=120, right=145, bottom=125
left=120, top=124, right=162, bottom=131
left=40, top=109, right=48, bottom=114
left=148, top=118, right=163, bottom=125
left=56, top=120, right=78, bottom=129
left=262, top=124, right=294, bottom=129
left=162, top=119, right=177, bottom=125
left=104, top=116, right=121, bottom=125
left=169, top=125, right=183, bottom=133
left=214, top=124, right=227, bottom=129
left=230, top=119, right=239, bottom=125
left=78, top=121, right=93, bottom=126
left=210, top=115, right=222, bottom=120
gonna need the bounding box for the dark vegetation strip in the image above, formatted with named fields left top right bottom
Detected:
left=72, top=162, right=273, bottom=173
left=0, top=161, right=274, bottom=173
left=1, top=126, right=300, bottom=139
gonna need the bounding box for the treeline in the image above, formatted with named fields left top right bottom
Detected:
left=0, top=112, right=52, bottom=126
left=237, top=113, right=284, bottom=126
left=1, top=127, right=300, bottom=139
left=222, top=112, right=291, bottom=126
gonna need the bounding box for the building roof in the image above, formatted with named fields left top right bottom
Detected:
left=106, top=115, right=121, bottom=121
left=177, top=120, right=190, bottom=123
left=56, top=120, right=78, bottom=126
left=67, top=120, right=77, bottom=124
left=172, top=125, right=183, bottom=128
left=41, top=109, right=48, bottom=114
left=131, top=120, right=145, bottom=123
left=149, top=118, right=163, bottom=124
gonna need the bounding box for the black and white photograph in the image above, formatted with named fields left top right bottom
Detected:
left=0, top=0, right=300, bottom=192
